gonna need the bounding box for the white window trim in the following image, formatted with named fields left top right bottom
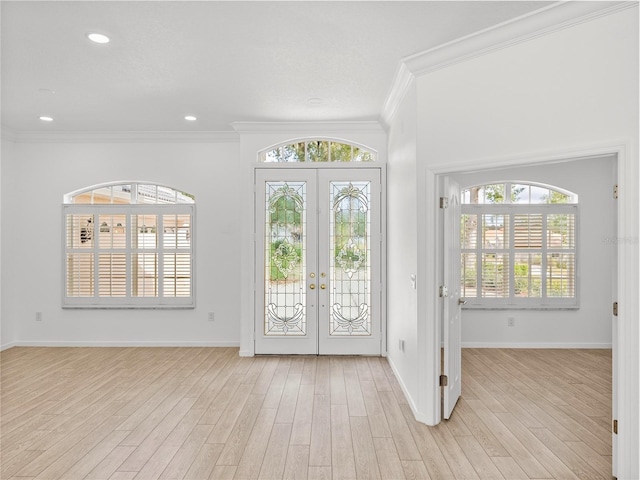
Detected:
left=461, top=203, right=579, bottom=309
left=62, top=203, right=195, bottom=309
left=258, top=138, right=377, bottom=163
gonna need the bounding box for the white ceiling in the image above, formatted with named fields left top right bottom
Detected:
left=1, top=1, right=555, bottom=133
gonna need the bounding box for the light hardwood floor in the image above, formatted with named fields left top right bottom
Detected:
left=0, top=347, right=612, bottom=479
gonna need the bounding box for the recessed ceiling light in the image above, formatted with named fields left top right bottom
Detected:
left=184, top=115, right=197, bottom=121
left=87, top=33, right=110, bottom=44
left=39, top=116, right=54, bottom=122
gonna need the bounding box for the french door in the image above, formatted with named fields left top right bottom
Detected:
left=254, top=168, right=382, bottom=355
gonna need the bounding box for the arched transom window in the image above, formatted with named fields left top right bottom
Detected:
left=259, top=139, right=376, bottom=163
left=63, top=182, right=195, bottom=308
left=460, top=181, right=578, bottom=308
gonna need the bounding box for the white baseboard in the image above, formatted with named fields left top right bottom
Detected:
left=461, top=342, right=612, bottom=349
left=386, top=356, right=422, bottom=420
left=1, top=342, right=17, bottom=351
left=10, top=341, right=240, bottom=348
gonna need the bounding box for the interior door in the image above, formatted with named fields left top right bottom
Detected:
left=254, top=168, right=381, bottom=355
left=443, top=177, right=462, bottom=419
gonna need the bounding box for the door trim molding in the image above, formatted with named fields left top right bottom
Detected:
left=423, top=141, right=635, bottom=478
left=248, top=164, right=388, bottom=357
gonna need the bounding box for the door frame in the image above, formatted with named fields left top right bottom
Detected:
left=250, top=162, right=388, bottom=357
left=428, top=142, right=634, bottom=477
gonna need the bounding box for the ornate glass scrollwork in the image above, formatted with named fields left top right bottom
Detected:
left=329, top=181, right=372, bottom=336
left=265, top=181, right=307, bottom=336
left=336, top=238, right=364, bottom=278
left=272, top=238, right=300, bottom=278
left=331, top=303, right=370, bottom=334
left=333, top=183, right=369, bottom=212
left=267, top=302, right=304, bottom=334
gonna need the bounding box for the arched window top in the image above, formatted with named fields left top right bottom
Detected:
left=461, top=181, right=577, bottom=205
left=64, top=182, right=195, bottom=205
left=259, top=139, right=376, bottom=163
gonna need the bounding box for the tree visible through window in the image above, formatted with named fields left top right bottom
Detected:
left=63, top=182, right=195, bottom=308
left=259, top=139, right=376, bottom=163
left=461, top=181, right=578, bottom=308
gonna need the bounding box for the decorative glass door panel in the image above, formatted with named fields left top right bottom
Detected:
left=265, top=181, right=307, bottom=336
left=255, top=168, right=381, bottom=355
left=329, top=181, right=371, bottom=336
left=255, top=170, right=318, bottom=354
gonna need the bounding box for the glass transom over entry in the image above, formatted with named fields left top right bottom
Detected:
left=254, top=168, right=382, bottom=355
left=259, top=139, right=376, bottom=163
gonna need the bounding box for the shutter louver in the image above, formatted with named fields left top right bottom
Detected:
left=63, top=183, right=194, bottom=308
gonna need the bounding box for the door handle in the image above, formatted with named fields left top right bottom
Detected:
left=309, top=284, right=316, bottom=290
left=458, top=298, right=467, bottom=306
left=320, top=284, right=326, bottom=290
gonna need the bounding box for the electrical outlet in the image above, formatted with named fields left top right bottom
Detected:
left=507, top=317, right=515, bottom=327
left=36, top=312, right=42, bottom=322
left=208, top=312, right=215, bottom=322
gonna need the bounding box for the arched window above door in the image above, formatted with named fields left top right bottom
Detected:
left=259, top=139, right=376, bottom=163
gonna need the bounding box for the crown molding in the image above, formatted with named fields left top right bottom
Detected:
left=231, top=121, right=385, bottom=135
left=381, top=1, right=638, bottom=126
left=380, top=62, right=415, bottom=131
left=0, top=129, right=239, bottom=144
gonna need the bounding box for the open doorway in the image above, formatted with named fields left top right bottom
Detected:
left=438, top=154, right=618, bottom=473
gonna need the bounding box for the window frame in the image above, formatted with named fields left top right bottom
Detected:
left=258, top=139, right=377, bottom=163
left=461, top=183, right=579, bottom=310
left=62, top=183, right=195, bottom=309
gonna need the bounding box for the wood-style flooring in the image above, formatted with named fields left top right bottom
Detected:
left=0, top=347, right=612, bottom=479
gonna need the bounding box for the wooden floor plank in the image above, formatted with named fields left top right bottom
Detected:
left=330, top=404, right=356, bottom=480
left=233, top=408, right=278, bottom=480
left=290, top=383, right=315, bottom=445
left=350, top=416, right=381, bottom=480
left=215, top=393, right=265, bottom=466
left=258, top=423, right=292, bottom=480
left=283, top=445, right=310, bottom=480
left=378, top=391, right=421, bottom=461
left=0, top=347, right=612, bottom=480
left=372, top=437, right=405, bottom=480
left=309, top=394, right=331, bottom=467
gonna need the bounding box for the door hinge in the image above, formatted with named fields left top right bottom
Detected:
left=439, top=374, right=448, bottom=387
left=439, top=197, right=448, bottom=209
left=613, top=301, right=618, bottom=317
left=613, top=419, right=618, bottom=434
left=439, top=286, right=448, bottom=298
left=613, top=184, right=618, bottom=199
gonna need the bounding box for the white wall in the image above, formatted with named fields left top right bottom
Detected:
left=386, top=83, right=421, bottom=414
left=452, top=156, right=616, bottom=347
left=384, top=5, right=638, bottom=436
left=411, top=6, right=638, bottom=472
left=1, top=138, right=242, bottom=347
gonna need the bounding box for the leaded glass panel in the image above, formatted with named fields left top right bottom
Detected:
left=265, top=182, right=307, bottom=336
left=329, top=181, right=371, bottom=336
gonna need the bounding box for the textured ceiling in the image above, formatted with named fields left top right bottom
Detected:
left=2, top=1, right=555, bottom=133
